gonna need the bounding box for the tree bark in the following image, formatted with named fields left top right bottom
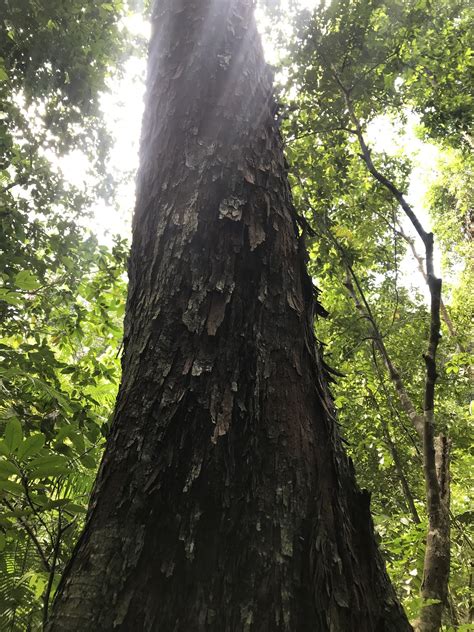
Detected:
left=46, top=1, right=411, bottom=630
left=416, top=434, right=450, bottom=632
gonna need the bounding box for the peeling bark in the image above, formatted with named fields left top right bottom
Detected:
left=46, top=1, right=411, bottom=630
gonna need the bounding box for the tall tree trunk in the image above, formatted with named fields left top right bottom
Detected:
left=46, top=1, right=411, bottom=630
left=417, top=437, right=450, bottom=632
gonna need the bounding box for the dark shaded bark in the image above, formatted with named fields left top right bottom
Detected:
left=46, top=1, right=411, bottom=630
left=417, top=436, right=450, bottom=632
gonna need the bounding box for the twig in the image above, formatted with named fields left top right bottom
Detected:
left=2, top=499, right=51, bottom=573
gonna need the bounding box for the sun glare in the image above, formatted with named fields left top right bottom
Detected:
left=77, top=0, right=435, bottom=302
left=85, top=2, right=321, bottom=242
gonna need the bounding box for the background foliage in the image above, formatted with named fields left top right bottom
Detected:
left=0, top=1, right=132, bottom=628
left=280, top=0, right=472, bottom=627
left=0, top=0, right=472, bottom=629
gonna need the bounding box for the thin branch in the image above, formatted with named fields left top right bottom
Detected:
left=2, top=499, right=51, bottom=573
left=366, top=373, right=421, bottom=524
left=285, top=125, right=357, bottom=145
left=370, top=343, right=422, bottom=457
left=21, top=473, right=54, bottom=542
left=397, top=223, right=464, bottom=351
left=330, top=63, right=433, bottom=256
left=342, top=267, right=424, bottom=437
left=0, top=177, right=28, bottom=195
left=43, top=510, right=63, bottom=628
left=43, top=511, right=76, bottom=627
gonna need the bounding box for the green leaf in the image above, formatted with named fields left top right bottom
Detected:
left=0, top=459, right=19, bottom=477
left=46, top=498, right=71, bottom=509
left=0, top=289, right=22, bottom=305
left=17, top=434, right=46, bottom=460
left=54, top=426, right=77, bottom=444
left=70, top=432, right=85, bottom=455
left=80, top=454, right=97, bottom=470
left=28, top=454, right=68, bottom=469
left=14, top=270, right=41, bottom=291
left=27, top=454, right=69, bottom=478
left=0, top=479, right=23, bottom=495
left=64, top=502, right=87, bottom=515
left=30, top=378, right=73, bottom=413
left=4, top=418, right=23, bottom=453
left=29, top=572, right=48, bottom=599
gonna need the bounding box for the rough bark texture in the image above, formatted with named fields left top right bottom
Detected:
left=416, top=259, right=450, bottom=632
left=46, top=1, right=411, bottom=630
left=417, top=433, right=450, bottom=632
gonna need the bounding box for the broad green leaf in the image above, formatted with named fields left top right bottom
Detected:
left=29, top=493, right=49, bottom=507
left=28, top=454, right=68, bottom=469
left=17, top=434, right=46, bottom=460
left=30, top=378, right=73, bottom=413
left=4, top=418, right=23, bottom=453
left=0, top=479, right=23, bottom=495
left=27, top=454, right=69, bottom=478
left=46, top=498, right=71, bottom=509
left=0, top=459, right=19, bottom=477
left=0, top=289, right=22, bottom=305
left=70, top=432, right=85, bottom=455
left=54, top=426, right=77, bottom=444
left=80, top=454, right=97, bottom=469
left=28, top=464, right=70, bottom=479
left=28, top=572, right=48, bottom=599
left=64, top=502, right=87, bottom=514
left=14, top=270, right=41, bottom=291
